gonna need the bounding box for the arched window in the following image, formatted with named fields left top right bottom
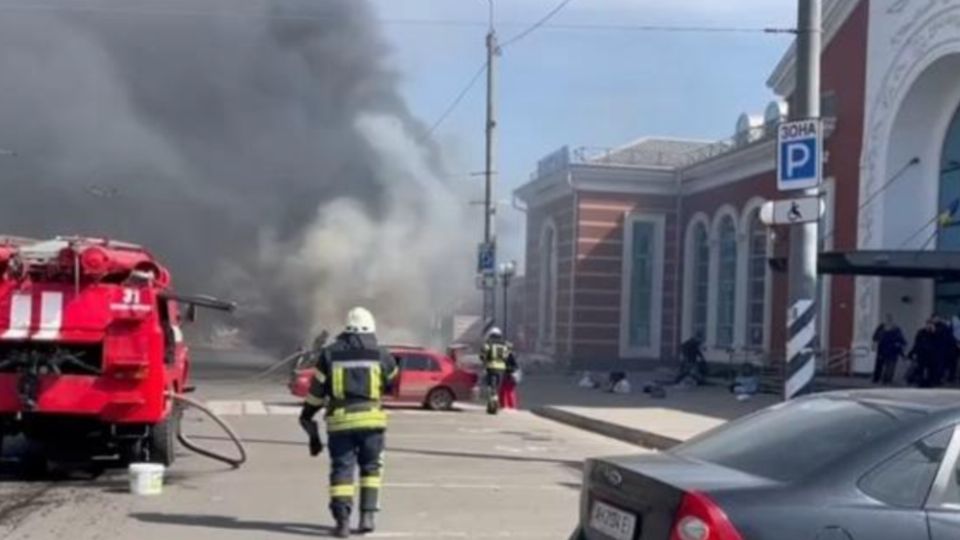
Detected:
left=538, top=222, right=558, bottom=350
left=691, top=223, right=709, bottom=339
left=715, top=216, right=737, bottom=347
left=745, top=210, right=767, bottom=347
left=936, top=104, right=960, bottom=314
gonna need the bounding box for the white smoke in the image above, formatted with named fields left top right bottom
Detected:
left=274, top=113, right=474, bottom=345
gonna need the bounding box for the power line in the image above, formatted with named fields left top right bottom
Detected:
left=821, top=157, right=920, bottom=247
left=895, top=162, right=960, bottom=249
left=420, top=61, right=488, bottom=142
left=0, top=2, right=795, bottom=35
left=500, top=0, right=577, bottom=49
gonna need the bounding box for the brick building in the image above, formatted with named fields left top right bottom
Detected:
left=515, top=0, right=873, bottom=371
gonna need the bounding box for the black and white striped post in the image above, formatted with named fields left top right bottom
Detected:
left=784, top=0, right=822, bottom=400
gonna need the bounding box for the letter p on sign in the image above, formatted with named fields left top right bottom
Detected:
left=777, top=119, right=822, bottom=192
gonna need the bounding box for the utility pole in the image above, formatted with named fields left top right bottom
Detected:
left=481, top=1, right=499, bottom=337
left=784, top=0, right=821, bottom=399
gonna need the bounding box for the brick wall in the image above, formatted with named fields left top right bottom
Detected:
left=571, top=191, right=679, bottom=367
left=523, top=194, right=575, bottom=359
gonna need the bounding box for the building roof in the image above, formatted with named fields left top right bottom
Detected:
left=583, top=137, right=711, bottom=168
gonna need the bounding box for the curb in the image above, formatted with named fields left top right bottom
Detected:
left=532, top=406, right=682, bottom=451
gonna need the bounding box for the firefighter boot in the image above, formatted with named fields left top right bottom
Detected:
left=486, top=396, right=499, bottom=415
left=334, top=517, right=351, bottom=538
left=359, top=511, right=376, bottom=534
left=332, top=507, right=352, bottom=538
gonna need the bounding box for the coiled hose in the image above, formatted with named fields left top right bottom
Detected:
left=167, top=392, right=247, bottom=469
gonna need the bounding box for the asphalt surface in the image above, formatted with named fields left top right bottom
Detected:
left=0, top=349, right=639, bottom=539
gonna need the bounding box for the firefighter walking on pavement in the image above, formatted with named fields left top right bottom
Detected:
left=299, top=307, right=398, bottom=538
left=481, top=327, right=515, bottom=415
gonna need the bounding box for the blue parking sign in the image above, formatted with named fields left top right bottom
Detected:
left=477, top=242, right=495, bottom=274
left=777, top=119, right=822, bottom=192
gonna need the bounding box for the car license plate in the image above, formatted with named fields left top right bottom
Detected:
left=589, top=501, right=637, bottom=540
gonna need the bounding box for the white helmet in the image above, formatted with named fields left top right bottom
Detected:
left=345, top=307, right=376, bottom=334
left=486, top=327, right=503, bottom=340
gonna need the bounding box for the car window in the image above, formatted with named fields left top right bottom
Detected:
left=674, top=397, right=926, bottom=482
left=934, top=433, right=960, bottom=509
left=400, top=355, right=438, bottom=372
left=859, top=428, right=952, bottom=508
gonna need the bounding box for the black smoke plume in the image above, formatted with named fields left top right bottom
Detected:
left=0, top=0, right=474, bottom=349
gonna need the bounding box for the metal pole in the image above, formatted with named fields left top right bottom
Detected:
left=785, top=0, right=821, bottom=400
left=482, top=18, right=499, bottom=335
left=502, top=275, right=509, bottom=337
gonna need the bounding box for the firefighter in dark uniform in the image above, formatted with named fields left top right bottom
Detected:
left=481, top=327, right=514, bottom=415
left=299, top=307, right=398, bottom=538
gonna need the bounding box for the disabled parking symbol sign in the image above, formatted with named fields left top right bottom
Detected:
left=777, top=119, right=822, bottom=192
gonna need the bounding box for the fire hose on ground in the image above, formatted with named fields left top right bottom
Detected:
left=159, top=344, right=324, bottom=468
left=167, top=392, right=247, bottom=469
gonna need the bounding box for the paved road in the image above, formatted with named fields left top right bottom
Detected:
left=0, top=351, right=639, bottom=539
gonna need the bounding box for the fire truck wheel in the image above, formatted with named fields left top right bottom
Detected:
left=148, top=407, right=181, bottom=466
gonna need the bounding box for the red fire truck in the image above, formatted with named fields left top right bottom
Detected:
left=0, top=236, right=234, bottom=468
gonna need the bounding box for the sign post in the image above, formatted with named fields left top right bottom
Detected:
left=781, top=0, right=822, bottom=401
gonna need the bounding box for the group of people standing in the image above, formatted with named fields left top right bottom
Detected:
left=873, top=314, right=960, bottom=388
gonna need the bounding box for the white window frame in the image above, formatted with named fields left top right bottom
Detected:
left=682, top=213, right=711, bottom=342
left=712, top=209, right=740, bottom=351
left=740, top=198, right=771, bottom=355
left=538, top=219, right=559, bottom=353
left=619, top=213, right=666, bottom=359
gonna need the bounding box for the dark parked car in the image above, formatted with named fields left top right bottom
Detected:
left=572, top=389, right=960, bottom=540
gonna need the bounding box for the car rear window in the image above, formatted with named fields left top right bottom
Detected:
left=673, top=397, right=926, bottom=482
left=400, top=354, right=440, bottom=372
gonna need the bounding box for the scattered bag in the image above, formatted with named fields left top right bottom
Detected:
left=612, top=379, right=631, bottom=394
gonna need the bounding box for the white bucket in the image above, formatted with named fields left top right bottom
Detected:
left=128, top=463, right=165, bottom=496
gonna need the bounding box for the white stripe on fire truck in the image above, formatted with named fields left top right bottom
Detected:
left=31, top=292, right=63, bottom=341
left=1, top=293, right=32, bottom=340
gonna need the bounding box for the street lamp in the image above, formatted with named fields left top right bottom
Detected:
left=498, top=260, right=516, bottom=337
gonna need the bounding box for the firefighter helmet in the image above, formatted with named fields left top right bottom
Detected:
left=487, top=327, right=503, bottom=340
left=345, top=307, right=376, bottom=334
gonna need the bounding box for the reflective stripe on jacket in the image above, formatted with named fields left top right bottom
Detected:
left=305, top=333, right=398, bottom=433
left=482, top=341, right=511, bottom=372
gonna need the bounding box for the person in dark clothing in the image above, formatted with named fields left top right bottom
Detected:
left=872, top=314, right=907, bottom=385
left=948, top=314, right=960, bottom=385
left=909, top=319, right=939, bottom=388
left=676, top=334, right=708, bottom=384
left=932, top=316, right=956, bottom=387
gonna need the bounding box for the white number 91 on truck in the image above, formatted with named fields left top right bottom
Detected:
left=0, top=236, right=234, bottom=469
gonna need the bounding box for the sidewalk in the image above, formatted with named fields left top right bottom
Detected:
left=521, top=374, right=778, bottom=450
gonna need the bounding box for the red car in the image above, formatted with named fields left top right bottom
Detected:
left=289, top=345, right=479, bottom=410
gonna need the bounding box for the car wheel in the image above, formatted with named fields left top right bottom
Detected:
left=426, top=387, right=455, bottom=411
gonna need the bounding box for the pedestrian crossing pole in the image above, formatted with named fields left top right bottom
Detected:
left=785, top=0, right=822, bottom=399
